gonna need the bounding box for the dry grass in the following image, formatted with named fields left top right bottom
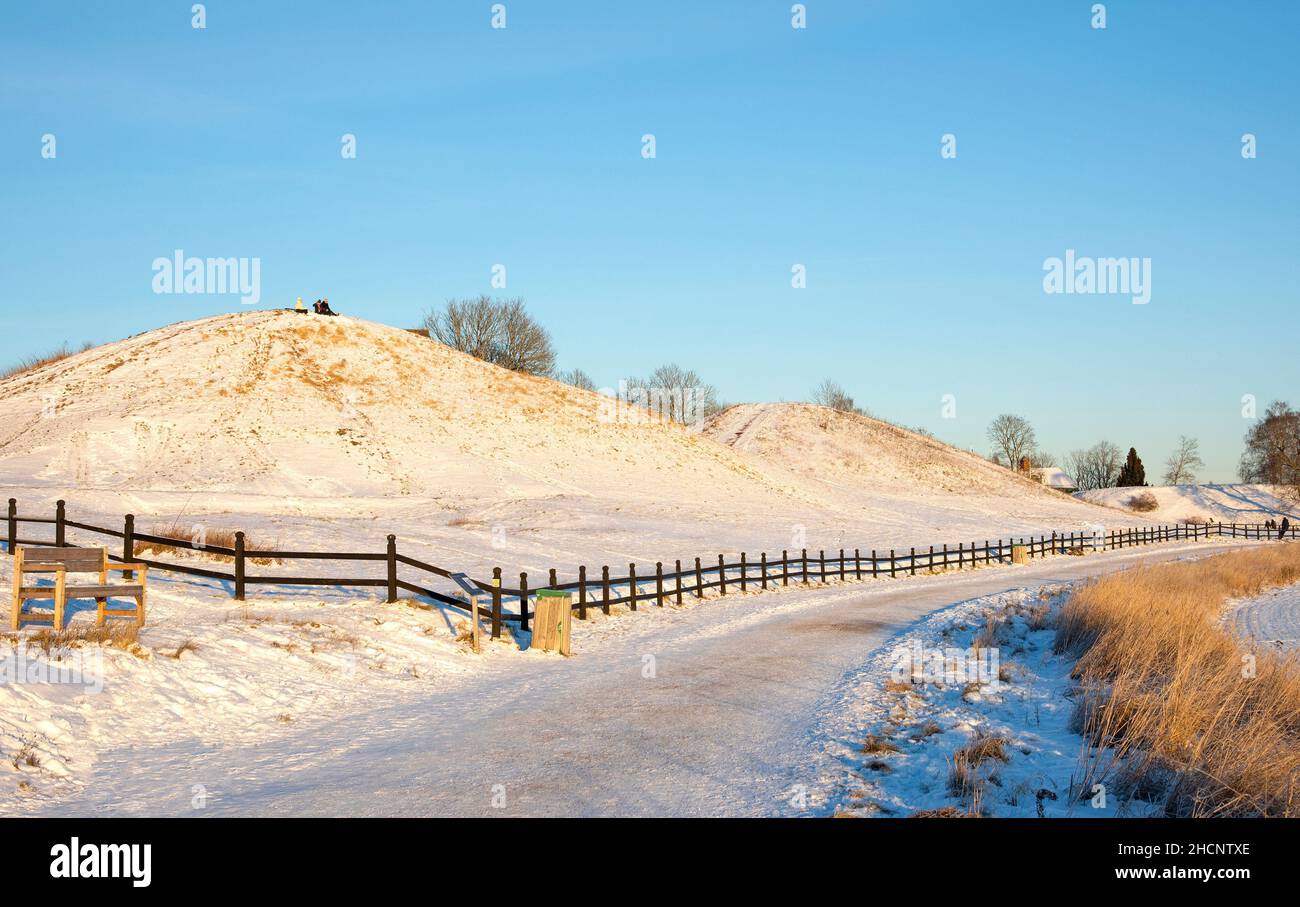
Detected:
left=1055, top=543, right=1300, bottom=816
left=164, top=637, right=199, bottom=659
left=24, top=622, right=142, bottom=655
left=948, top=733, right=1010, bottom=798
left=135, top=527, right=280, bottom=566
left=0, top=341, right=94, bottom=382
left=861, top=734, right=900, bottom=755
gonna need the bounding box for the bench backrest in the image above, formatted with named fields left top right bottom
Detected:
left=19, top=546, right=106, bottom=573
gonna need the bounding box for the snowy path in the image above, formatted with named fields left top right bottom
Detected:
left=1226, top=581, right=1300, bottom=653
left=35, top=542, right=1253, bottom=817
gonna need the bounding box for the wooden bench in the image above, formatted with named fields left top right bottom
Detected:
left=11, top=546, right=147, bottom=631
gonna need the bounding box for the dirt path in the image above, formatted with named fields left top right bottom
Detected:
left=41, top=541, right=1255, bottom=817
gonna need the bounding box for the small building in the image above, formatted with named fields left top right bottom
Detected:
left=1030, top=466, right=1077, bottom=494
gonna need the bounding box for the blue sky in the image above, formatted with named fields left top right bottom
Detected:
left=1, top=1, right=1296, bottom=482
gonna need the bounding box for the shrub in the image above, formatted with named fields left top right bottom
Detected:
left=1124, top=491, right=1159, bottom=512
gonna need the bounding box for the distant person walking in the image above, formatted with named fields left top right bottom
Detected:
left=1280, top=517, right=1290, bottom=540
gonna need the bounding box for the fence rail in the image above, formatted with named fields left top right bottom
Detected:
left=4, top=498, right=1294, bottom=640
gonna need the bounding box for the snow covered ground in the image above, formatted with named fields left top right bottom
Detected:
left=1078, top=483, right=1299, bottom=524
left=1225, top=581, right=1300, bottom=654
left=2, top=537, right=1256, bottom=816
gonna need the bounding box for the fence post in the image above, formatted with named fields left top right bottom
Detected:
left=234, top=531, right=246, bottom=601
left=890, top=549, right=896, bottom=578
left=740, top=552, right=748, bottom=592
left=782, top=549, right=789, bottom=586
left=519, top=572, right=530, bottom=631
left=675, top=559, right=683, bottom=604
left=122, top=514, right=135, bottom=580
left=492, top=568, right=503, bottom=637
left=6, top=498, right=15, bottom=554
left=578, top=565, right=588, bottom=620
left=694, top=557, right=702, bottom=598
left=872, top=549, right=878, bottom=578
left=839, top=548, right=845, bottom=582
left=386, top=535, right=398, bottom=603
left=910, top=547, right=916, bottom=576
left=760, top=552, right=768, bottom=590
left=941, top=543, right=946, bottom=571
left=656, top=562, right=664, bottom=607
left=802, top=548, right=808, bottom=584
left=819, top=550, right=826, bottom=583
left=55, top=500, right=66, bottom=547
left=602, top=566, right=611, bottom=614
left=855, top=548, right=861, bottom=580
left=627, top=563, right=638, bottom=610
left=717, top=555, right=726, bottom=595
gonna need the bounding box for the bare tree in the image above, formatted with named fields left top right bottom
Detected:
left=1239, top=400, right=1300, bottom=500
left=424, top=296, right=556, bottom=376
left=1066, top=441, right=1123, bottom=491
left=987, top=414, right=1037, bottom=470
left=811, top=379, right=857, bottom=413
left=617, top=364, right=721, bottom=425
left=1162, top=436, right=1204, bottom=485
left=555, top=367, right=596, bottom=392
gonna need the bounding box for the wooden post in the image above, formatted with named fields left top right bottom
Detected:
left=802, top=548, right=808, bottom=584
left=941, top=543, right=947, bottom=571
left=655, top=562, right=664, bottom=606
left=492, top=568, right=503, bottom=637
left=819, top=550, right=826, bottom=583
left=602, top=565, right=611, bottom=614
left=890, top=549, right=896, bottom=578
left=839, top=548, right=845, bottom=582
left=855, top=548, right=861, bottom=580
left=628, top=563, right=637, bottom=610
left=872, top=549, right=878, bottom=578
left=519, top=571, right=530, bottom=630
left=694, top=557, right=703, bottom=598
left=234, top=531, right=246, bottom=601
left=6, top=498, right=15, bottom=554
left=782, top=549, right=789, bottom=586
left=957, top=542, right=963, bottom=570
left=932, top=545, right=937, bottom=572
left=675, top=559, right=683, bottom=604
left=717, top=555, right=726, bottom=595
left=740, top=552, right=748, bottom=592
left=120, top=514, right=135, bottom=580
left=55, top=500, right=66, bottom=547
left=578, top=565, right=588, bottom=620
left=910, top=547, right=916, bottom=576
left=761, top=552, right=769, bottom=590
left=386, top=535, right=398, bottom=603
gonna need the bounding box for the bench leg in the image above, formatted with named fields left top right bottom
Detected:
left=10, top=597, right=19, bottom=631
left=96, top=597, right=106, bottom=627
left=136, top=591, right=146, bottom=627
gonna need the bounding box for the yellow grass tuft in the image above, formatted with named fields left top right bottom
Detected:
left=1055, top=542, right=1300, bottom=816
left=135, top=527, right=280, bottom=566
left=0, top=342, right=94, bottom=382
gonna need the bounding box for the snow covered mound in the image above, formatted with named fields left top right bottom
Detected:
left=1076, top=484, right=1299, bottom=523
left=0, top=311, right=788, bottom=505
left=0, top=313, right=1121, bottom=556
left=703, top=403, right=1078, bottom=501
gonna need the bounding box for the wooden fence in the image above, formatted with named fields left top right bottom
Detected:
left=5, top=498, right=1295, bottom=639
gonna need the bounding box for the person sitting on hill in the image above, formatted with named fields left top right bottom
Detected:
left=314, top=298, right=339, bottom=316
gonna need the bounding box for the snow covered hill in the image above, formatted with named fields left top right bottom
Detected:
left=1, top=312, right=1125, bottom=566
left=1077, top=483, right=1299, bottom=524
